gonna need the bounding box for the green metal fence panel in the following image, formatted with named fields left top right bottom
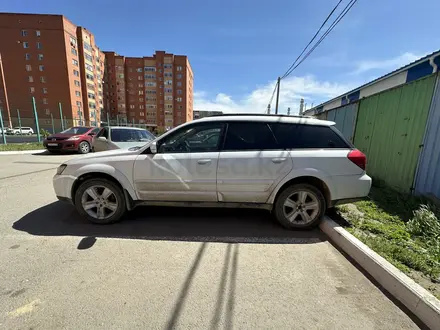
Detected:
left=315, top=112, right=327, bottom=120
left=354, top=75, right=436, bottom=192
left=326, top=103, right=358, bottom=142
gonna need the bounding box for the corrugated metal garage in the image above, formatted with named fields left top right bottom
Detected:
left=326, top=103, right=358, bottom=143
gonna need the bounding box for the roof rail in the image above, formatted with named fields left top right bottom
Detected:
left=206, top=113, right=312, bottom=119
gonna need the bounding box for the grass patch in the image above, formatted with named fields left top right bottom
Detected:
left=0, top=143, right=44, bottom=151
left=337, top=185, right=440, bottom=299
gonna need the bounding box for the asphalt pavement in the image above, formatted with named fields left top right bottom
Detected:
left=1, top=134, right=39, bottom=144
left=0, top=153, right=424, bottom=329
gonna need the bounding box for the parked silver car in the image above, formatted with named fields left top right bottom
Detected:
left=93, top=126, right=155, bottom=152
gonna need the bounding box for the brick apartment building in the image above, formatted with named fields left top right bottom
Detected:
left=0, top=13, right=194, bottom=132
left=0, top=13, right=99, bottom=130
left=103, top=51, right=193, bottom=132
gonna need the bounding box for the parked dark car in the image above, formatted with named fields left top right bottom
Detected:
left=43, top=127, right=100, bottom=154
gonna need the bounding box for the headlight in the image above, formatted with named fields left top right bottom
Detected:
left=56, top=164, right=67, bottom=175
left=67, top=136, right=81, bottom=141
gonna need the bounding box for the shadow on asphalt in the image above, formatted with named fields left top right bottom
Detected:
left=12, top=201, right=326, bottom=244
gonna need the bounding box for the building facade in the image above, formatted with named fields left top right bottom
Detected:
left=193, top=110, right=223, bottom=119
left=0, top=13, right=105, bottom=130
left=103, top=51, right=193, bottom=132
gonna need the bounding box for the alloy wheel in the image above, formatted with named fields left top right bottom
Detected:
left=283, top=190, right=320, bottom=225
left=81, top=185, right=118, bottom=220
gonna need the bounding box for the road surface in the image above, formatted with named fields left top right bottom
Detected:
left=0, top=153, right=423, bottom=329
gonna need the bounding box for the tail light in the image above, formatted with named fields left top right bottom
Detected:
left=348, top=149, right=366, bottom=170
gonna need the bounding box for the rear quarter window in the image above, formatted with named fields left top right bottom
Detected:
left=269, top=123, right=350, bottom=149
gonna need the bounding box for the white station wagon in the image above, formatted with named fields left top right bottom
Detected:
left=53, top=114, right=372, bottom=229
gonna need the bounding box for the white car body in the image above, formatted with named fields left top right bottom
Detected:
left=53, top=115, right=372, bottom=228
left=12, top=127, right=34, bottom=135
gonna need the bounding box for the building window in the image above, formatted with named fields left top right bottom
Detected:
left=70, top=36, right=77, bottom=46
left=177, top=89, right=182, bottom=95
left=71, top=48, right=77, bottom=56
left=21, top=30, right=28, bottom=36
left=137, top=68, right=142, bottom=72
left=73, top=70, right=79, bottom=77
left=30, top=87, right=35, bottom=93
left=129, top=105, right=135, bottom=109
left=177, top=82, right=182, bottom=87
left=139, top=98, right=144, bottom=102
left=83, top=42, right=92, bottom=51
left=45, top=109, right=50, bottom=115
left=164, top=64, right=172, bottom=69
left=72, top=59, right=78, bottom=66
left=144, top=66, right=156, bottom=72
left=23, top=42, right=29, bottom=48
left=38, top=54, right=43, bottom=61
left=26, top=64, right=32, bottom=71
left=177, top=74, right=182, bottom=79
left=177, top=66, right=183, bottom=71
left=39, top=65, right=44, bottom=71
left=145, top=82, right=156, bottom=87
left=165, top=88, right=172, bottom=93
left=36, top=42, right=42, bottom=49
left=85, top=54, right=93, bottom=62
left=25, top=53, right=31, bottom=60
left=42, top=88, right=48, bottom=94
left=138, top=90, right=143, bottom=95
left=74, top=80, right=80, bottom=87
left=177, top=97, right=182, bottom=102
left=40, top=76, right=46, bottom=83
left=75, top=91, right=81, bottom=97
left=76, top=101, right=81, bottom=107
left=139, top=105, right=144, bottom=109
left=43, top=98, right=48, bottom=104
left=118, top=74, right=124, bottom=78
left=138, top=76, right=142, bottom=81
left=28, top=76, right=33, bottom=82
left=36, top=30, right=41, bottom=37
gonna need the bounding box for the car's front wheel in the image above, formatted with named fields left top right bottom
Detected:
left=273, top=183, right=326, bottom=229
left=78, top=141, right=90, bottom=154
left=74, top=178, right=126, bottom=224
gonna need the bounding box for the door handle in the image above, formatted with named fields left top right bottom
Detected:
left=197, top=159, right=212, bottom=165
left=271, top=158, right=286, bottom=164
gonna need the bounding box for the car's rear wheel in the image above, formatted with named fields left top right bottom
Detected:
left=74, top=178, right=126, bottom=224
left=78, top=141, right=90, bottom=154
left=273, top=183, right=326, bottom=229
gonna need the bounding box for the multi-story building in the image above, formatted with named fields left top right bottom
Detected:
left=0, top=13, right=103, bottom=130
left=77, top=27, right=104, bottom=126
left=104, top=51, right=193, bottom=132
left=193, top=110, right=223, bottom=120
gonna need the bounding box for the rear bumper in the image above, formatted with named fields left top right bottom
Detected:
left=331, top=173, right=372, bottom=202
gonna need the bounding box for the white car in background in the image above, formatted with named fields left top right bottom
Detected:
left=53, top=114, right=372, bottom=229
left=12, top=127, right=34, bottom=135
left=93, top=126, right=155, bottom=152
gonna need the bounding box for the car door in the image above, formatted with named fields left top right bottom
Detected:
left=93, top=127, right=110, bottom=152
left=217, top=121, right=293, bottom=203
left=133, top=122, right=225, bottom=202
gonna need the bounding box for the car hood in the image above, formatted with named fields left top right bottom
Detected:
left=47, top=133, right=78, bottom=139
left=64, top=148, right=141, bottom=165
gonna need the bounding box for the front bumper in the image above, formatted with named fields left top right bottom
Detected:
left=44, top=140, right=80, bottom=151
left=53, top=174, right=77, bottom=200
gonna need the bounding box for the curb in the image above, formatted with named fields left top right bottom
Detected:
left=0, top=149, right=46, bottom=155
left=320, top=216, right=440, bottom=330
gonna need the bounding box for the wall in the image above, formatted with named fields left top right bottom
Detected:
left=359, top=71, right=407, bottom=99
left=354, top=75, right=436, bottom=192
left=415, top=73, right=440, bottom=200
left=326, top=103, right=358, bottom=142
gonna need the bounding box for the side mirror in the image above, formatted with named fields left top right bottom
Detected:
left=150, top=141, right=157, bottom=154
left=98, top=136, right=107, bottom=142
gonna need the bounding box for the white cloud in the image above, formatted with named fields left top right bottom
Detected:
left=352, top=52, right=424, bottom=75
left=194, top=75, right=355, bottom=115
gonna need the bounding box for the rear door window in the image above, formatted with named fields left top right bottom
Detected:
left=269, top=123, right=349, bottom=149
left=223, top=122, right=278, bottom=151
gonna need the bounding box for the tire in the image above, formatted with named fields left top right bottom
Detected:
left=74, top=178, right=126, bottom=224
left=273, top=183, right=326, bottom=229
left=78, top=141, right=90, bottom=154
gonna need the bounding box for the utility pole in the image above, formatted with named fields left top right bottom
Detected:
left=299, top=98, right=304, bottom=115
left=287, top=107, right=291, bottom=116
left=0, top=53, right=12, bottom=128
left=275, top=77, right=281, bottom=115
left=267, top=104, right=271, bottom=114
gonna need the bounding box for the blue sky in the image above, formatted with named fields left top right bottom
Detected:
left=2, top=0, right=440, bottom=114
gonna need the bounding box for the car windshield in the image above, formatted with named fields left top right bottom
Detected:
left=111, top=128, right=155, bottom=143
left=60, top=127, right=90, bottom=135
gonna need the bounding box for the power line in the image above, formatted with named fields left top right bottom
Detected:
left=280, top=0, right=343, bottom=80
left=282, top=0, right=358, bottom=79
